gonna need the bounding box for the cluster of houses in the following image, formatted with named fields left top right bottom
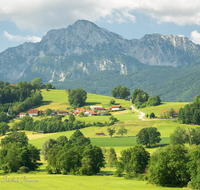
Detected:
left=17, top=105, right=122, bottom=118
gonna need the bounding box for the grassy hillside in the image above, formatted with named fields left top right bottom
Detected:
left=0, top=89, right=193, bottom=190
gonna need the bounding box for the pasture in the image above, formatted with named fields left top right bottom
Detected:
left=1, top=89, right=194, bottom=190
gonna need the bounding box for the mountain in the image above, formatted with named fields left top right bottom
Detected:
left=1, top=19, right=200, bottom=101
left=1, top=19, right=200, bottom=83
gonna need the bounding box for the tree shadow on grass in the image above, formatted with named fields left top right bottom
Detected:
left=97, top=170, right=115, bottom=176
left=32, top=101, right=52, bottom=109
left=147, top=143, right=169, bottom=148
left=84, top=102, right=101, bottom=106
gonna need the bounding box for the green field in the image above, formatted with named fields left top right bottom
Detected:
left=1, top=89, right=195, bottom=190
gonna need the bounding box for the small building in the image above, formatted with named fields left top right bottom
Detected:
left=51, top=110, right=56, bottom=115
left=40, top=84, right=46, bottom=89
left=19, top=113, right=27, bottom=118
left=85, top=110, right=94, bottom=116
left=38, top=131, right=44, bottom=134
left=90, top=106, right=105, bottom=111
left=90, top=112, right=98, bottom=116
left=95, top=133, right=105, bottom=136
left=111, top=105, right=122, bottom=111
left=98, top=111, right=107, bottom=116
left=28, top=109, right=39, bottom=117
left=57, top=110, right=68, bottom=115
left=76, top=108, right=86, bottom=112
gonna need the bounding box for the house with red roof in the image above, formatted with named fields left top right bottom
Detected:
left=28, top=109, right=39, bottom=117
left=111, top=105, right=121, bottom=111
left=19, top=113, right=26, bottom=118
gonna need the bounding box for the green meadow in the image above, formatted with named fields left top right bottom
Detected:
left=0, top=89, right=194, bottom=189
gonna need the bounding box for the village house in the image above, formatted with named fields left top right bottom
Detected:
left=75, top=108, right=86, bottom=112
left=28, top=109, right=39, bottom=117
left=95, top=132, right=105, bottom=136
left=57, top=110, right=69, bottom=115
left=51, top=110, right=56, bottom=115
left=111, top=105, right=122, bottom=111
left=161, top=110, right=179, bottom=118
left=84, top=110, right=94, bottom=116
left=19, top=113, right=27, bottom=118
left=90, top=106, right=105, bottom=111
left=98, top=111, right=107, bottom=116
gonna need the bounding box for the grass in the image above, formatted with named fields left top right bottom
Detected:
left=137, top=102, right=188, bottom=117
left=0, top=171, right=183, bottom=190
left=1, top=90, right=194, bottom=190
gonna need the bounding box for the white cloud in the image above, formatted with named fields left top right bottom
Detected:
left=3, top=31, right=41, bottom=43
left=191, top=30, right=200, bottom=45
left=0, top=0, right=200, bottom=31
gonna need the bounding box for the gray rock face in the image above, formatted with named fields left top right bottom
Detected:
left=0, top=20, right=200, bottom=83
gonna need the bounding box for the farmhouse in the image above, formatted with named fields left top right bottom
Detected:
left=95, top=132, right=105, bottom=136
left=112, top=105, right=121, bottom=111
left=75, top=108, right=86, bottom=112
left=161, top=110, right=179, bottom=118
left=90, top=106, right=105, bottom=111
left=28, top=109, right=39, bottom=117
left=19, top=113, right=26, bottom=118
left=57, top=110, right=69, bottom=115
left=98, top=111, right=107, bottom=116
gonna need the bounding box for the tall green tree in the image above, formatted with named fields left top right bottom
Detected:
left=69, top=129, right=91, bottom=146
left=107, top=128, right=116, bottom=138
left=136, top=127, right=161, bottom=147
left=170, top=127, right=189, bottom=145
left=104, top=147, right=117, bottom=167
left=111, top=85, right=130, bottom=99
left=115, top=146, right=150, bottom=178
left=41, top=138, right=57, bottom=160
left=117, top=126, right=128, bottom=137
left=148, top=144, right=190, bottom=187
left=68, top=88, right=87, bottom=107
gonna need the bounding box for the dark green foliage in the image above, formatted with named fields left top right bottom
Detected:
left=191, top=127, right=200, bottom=145
left=45, top=108, right=52, bottom=116
left=148, top=144, right=190, bottom=187
left=111, top=85, right=130, bottom=99
left=170, top=127, right=189, bottom=145
left=136, top=127, right=161, bottom=147
left=187, top=147, right=200, bottom=189
left=107, top=128, right=116, bottom=138
left=178, top=96, right=200, bottom=125
left=18, top=166, right=29, bottom=173
left=110, top=99, right=115, bottom=104
left=41, top=138, right=57, bottom=160
left=45, top=83, right=52, bottom=91
left=0, top=132, right=40, bottom=173
left=115, top=146, right=150, bottom=178
left=1, top=132, right=28, bottom=147
left=0, top=122, right=9, bottom=136
left=69, top=113, right=75, bottom=122
left=46, top=133, right=104, bottom=175
left=69, top=129, right=91, bottom=146
left=56, top=136, right=68, bottom=146
left=131, top=88, right=161, bottom=108
left=68, top=88, right=87, bottom=107
left=104, top=147, right=117, bottom=167
left=150, top=112, right=155, bottom=119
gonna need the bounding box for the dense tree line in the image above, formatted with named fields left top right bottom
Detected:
left=178, top=95, right=200, bottom=125
left=0, top=132, right=40, bottom=173
left=0, top=79, right=43, bottom=118
left=45, top=130, right=104, bottom=175
left=131, top=88, right=161, bottom=108
left=12, top=114, right=118, bottom=134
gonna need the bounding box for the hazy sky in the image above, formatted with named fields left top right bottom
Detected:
left=1, top=0, right=200, bottom=53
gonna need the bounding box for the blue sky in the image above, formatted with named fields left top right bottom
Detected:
left=1, top=0, right=200, bottom=53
